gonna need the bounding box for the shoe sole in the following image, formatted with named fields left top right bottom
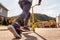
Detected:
left=8, top=25, right=21, bottom=38
left=22, top=28, right=30, bottom=31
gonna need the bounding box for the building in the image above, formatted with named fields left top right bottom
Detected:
left=0, top=3, right=8, bottom=17
left=0, top=3, right=8, bottom=24
left=56, top=15, right=60, bottom=27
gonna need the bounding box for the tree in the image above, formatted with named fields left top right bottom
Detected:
left=3, top=17, right=7, bottom=25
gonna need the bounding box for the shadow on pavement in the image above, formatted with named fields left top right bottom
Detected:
left=34, top=32, right=47, bottom=40
left=23, top=32, right=37, bottom=40
left=12, top=38, right=20, bottom=40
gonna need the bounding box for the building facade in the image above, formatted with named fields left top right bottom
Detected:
left=56, top=15, right=60, bottom=28
left=0, top=3, right=8, bottom=24
left=0, top=3, right=8, bottom=17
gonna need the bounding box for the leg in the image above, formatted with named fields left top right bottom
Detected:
left=19, top=1, right=31, bottom=24
left=19, top=1, right=31, bottom=28
left=16, top=1, right=32, bottom=25
left=8, top=1, right=32, bottom=38
left=22, top=12, right=31, bottom=31
left=17, top=1, right=32, bottom=31
left=23, top=5, right=31, bottom=31
left=24, top=12, right=31, bottom=26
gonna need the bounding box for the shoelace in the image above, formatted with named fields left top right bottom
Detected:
left=16, top=27, right=20, bottom=30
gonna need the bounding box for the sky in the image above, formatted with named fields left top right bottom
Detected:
left=0, top=0, right=60, bottom=17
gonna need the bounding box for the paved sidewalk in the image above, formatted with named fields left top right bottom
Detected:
left=0, top=26, right=8, bottom=31
left=35, top=28, right=60, bottom=40
left=0, top=26, right=43, bottom=40
left=0, top=26, right=60, bottom=40
left=0, top=30, right=43, bottom=40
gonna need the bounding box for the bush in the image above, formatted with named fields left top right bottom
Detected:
left=0, top=17, right=3, bottom=25
left=2, top=17, right=8, bottom=25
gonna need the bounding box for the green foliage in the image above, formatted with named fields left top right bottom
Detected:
left=0, top=17, right=3, bottom=25
left=34, top=13, right=55, bottom=21
left=8, top=16, right=24, bottom=26
left=0, top=16, right=9, bottom=25
left=2, top=17, right=7, bottom=25
left=0, top=13, right=56, bottom=26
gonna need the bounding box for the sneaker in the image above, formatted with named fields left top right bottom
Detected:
left=22, top=26, right=30, bottom=31
left=8, top=23, right=21, bottom=38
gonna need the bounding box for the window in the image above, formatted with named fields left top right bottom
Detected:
left=0, top=8, right=2, bottom=13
